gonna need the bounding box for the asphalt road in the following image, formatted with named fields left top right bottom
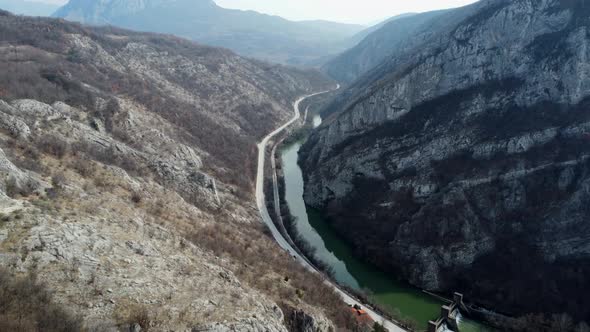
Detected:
left=255, top=86, right=407, bottom=332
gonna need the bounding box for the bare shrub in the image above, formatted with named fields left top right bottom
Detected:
left=148, top=198, right=166, bottom=218
left=190, top=223, right=355, bottom=329
left=0, top=268, right=82, bottom=332
left=36, top=135, right=69, bottom=159
left=492, top=312, right=590, bottom=332
left=129, top=306, right=151, bottom=331
left=51, top=173, right=67, bottom=190
left=550, top=313, right=575, bottom=332
left=111, top=127, right=133, bottom=145
left=5, top=176, right=37, bottom=198
left=72, top=142, right=148, bottom=178
left=70, top=158, right=96, bottom=178
left=576, top=322, right=590, bottom=332
left=92, top=171, right=114, bottom=189
left=115, top=303, right=152, bottom=331
left=92, top=98, right=123, bottom=134
left=131, top=191, right=142, bottom=204
left=5, top=140, right=46, bottom=173
left=47, top=172, right=67, bottom=199
left=4, top=177, right=18, bottom=198
left=11, top=155, right=45, bottom=174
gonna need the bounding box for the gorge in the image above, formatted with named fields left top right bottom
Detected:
left=275, top=106, right=493, bottom=331
left=300, top=0, right=590, bottom=328
left=0, top=0, right=588, bottom=331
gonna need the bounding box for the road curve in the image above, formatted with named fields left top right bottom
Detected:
left=255, top=86, right=407, bottom=332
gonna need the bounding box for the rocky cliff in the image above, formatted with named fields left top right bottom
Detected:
left=0, top=11, right=350, bottom=331
left=301, top=0, right=590, bottom=323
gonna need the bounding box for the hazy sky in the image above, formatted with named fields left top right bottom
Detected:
left=38, top=0, right=479, bottom=25
left=215, top=0, right=478, bottom=24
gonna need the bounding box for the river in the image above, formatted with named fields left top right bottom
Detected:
left=279, top=115, right=491, bottom=331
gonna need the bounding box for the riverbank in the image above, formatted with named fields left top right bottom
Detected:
left=256, top=87, right=417, bottom=332
left=274, top=140, right=442, bottom=331
left=269, top=102, right=502, bottom=331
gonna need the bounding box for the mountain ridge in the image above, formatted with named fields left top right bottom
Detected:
left=53, top=0, right=366, bottom=66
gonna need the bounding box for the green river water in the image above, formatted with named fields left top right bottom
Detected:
left=280, top=117, right=491, bottom=331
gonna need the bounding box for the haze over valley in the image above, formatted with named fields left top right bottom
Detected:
left=0, top=1, right=588, bottom=332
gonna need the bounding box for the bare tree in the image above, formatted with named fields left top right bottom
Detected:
left=575, top=322, right=590, bottom=332
left=550, top=313, right=574, bottom=332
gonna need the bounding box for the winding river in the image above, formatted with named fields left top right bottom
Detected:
left=280, top=115, right=490, bottom=331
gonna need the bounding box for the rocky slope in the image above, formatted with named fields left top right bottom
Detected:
left=0, top=11, right=356, bottom=331
left=301, top=0, right=590, bottom=323
left=53, top=0, right=365, bottom=66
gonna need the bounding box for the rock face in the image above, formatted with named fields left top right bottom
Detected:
left=287, top=310, right=334, bottom=332
left=52, top=0, right=365, bottom=66
left=301, top=0, right=590, bottom=321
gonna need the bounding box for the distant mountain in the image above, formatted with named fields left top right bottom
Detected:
left=345, top=13, right=417, bottom=49
left=297, top=14, right=418, bottom=70
left=322, top=10, right=448, bottom=83
left=53, top=0, right=365, bottom=66
left=296, top=20, right=367, bottom=40
left=0, top=0, right=59, bottom=16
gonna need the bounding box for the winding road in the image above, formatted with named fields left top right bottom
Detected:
left=255, top=86, right=407, bottom=332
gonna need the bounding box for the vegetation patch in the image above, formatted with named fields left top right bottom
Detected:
left=190, top=222, right=357, bottom=330
left=0, top=268, right=82, bottom=332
